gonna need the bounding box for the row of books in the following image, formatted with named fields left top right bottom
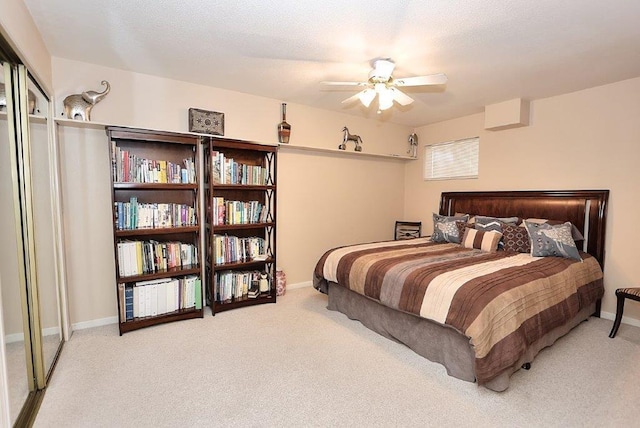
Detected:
left=210, top=197, right=267, bottom=225
left=213, top=235, right=267, bottom=265
left=114, top=197, right=197, bottom=230
left=211, top=150, right=267, bottom=185
left=117, top=240, right=198, bottom=277
left=118, top=276, right=202, bottom=321
left=214, top=270, right=268, bottom=302
left=111, top=142, right=196, bottom=184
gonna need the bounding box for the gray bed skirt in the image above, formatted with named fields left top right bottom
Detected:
left=327, top=282, right=596, bottom=392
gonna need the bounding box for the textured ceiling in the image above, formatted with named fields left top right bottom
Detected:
left=23, top=0, right=640, bottom=127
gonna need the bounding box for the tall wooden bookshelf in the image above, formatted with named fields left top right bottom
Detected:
left=203, top=137, right=277, bottom=314
left=107, top=126, right=204, bottom=334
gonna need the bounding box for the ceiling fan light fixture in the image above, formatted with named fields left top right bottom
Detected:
left=378, top=88, right=394, bottom=111
left=358, top=88, right=376, bottom=107
left=373, top=82, right=386, bottom=93
left=321, top=57, right=445, bottom=112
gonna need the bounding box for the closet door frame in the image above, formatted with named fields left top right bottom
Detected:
left=0, top=36, right=68, bottom=425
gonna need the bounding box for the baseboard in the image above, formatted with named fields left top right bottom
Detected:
left=43, top=326, right=61, bottom=337
left=71, top=316, right=118, bottom=331
left=4, top=332, right=23, bottom=344
left=68, top=288, right=317, bottom=331
left=286, top=281, right=312, bottom=290
left=600, top=311, right=640, bottom=329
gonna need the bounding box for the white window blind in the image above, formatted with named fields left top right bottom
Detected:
left=424, top=137, right=479, bottom=180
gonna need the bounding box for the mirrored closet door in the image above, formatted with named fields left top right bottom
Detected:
left=1, top=38, right=65, bottom=426
left=27, top=71, right=64, bottom=385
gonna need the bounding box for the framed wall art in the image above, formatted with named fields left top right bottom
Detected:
left=188, top=108, right=224, bottom=136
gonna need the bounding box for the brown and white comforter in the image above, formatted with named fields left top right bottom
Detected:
left=313, top=238, right=604, bottom=385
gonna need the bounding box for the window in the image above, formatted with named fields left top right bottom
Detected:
left=424, top=137, right=479, bottom=180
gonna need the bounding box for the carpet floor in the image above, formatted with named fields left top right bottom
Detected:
left=34, top=287, right=640, bottom=427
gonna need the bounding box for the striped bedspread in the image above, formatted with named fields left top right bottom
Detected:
left=313, top=238, right=604, bottom=384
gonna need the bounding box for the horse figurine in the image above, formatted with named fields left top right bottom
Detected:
left=339, top=126, right=363, bottom=152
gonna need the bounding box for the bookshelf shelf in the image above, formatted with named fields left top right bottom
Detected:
left=118, top=307, right=202, bottom=334
left=211, top=223, right=275, bottom=231
left=204, top=136, right=278, bottom=314
left=113, top=183, right=198, bottom=190
left=213, top=292, right=276, bottom=313
left=115, top=226, right=200, bottom=237
left=107, top=126, right=204, bottom=334
left=213, top=184, right=276, bottom=191
left=212, top=258, right=274, bottom=269
left=117, top=266, right=201, bottom=282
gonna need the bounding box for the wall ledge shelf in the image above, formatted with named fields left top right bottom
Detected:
left=52, top=119, right=413, bottom=160
left=1, top=111, right=47, bottom=124
left=277, top=143, right=416, bottom=160
left=53, top=118, right=279, bottom=148
left=54, top=117, right=109, bottom=130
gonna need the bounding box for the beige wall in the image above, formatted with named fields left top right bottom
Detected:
left=0, top=0, right=52, bottom=92
left=405, top=76, right=640, bottom=323
left=278, top=150, right=406, bottom=283
left=57, top=125, right=117, bottom=324
left=52, top=58, right=412, bottom=154
left=52, top=57, right=412, bottom=325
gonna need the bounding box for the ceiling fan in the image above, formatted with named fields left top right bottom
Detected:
left=321, top=58, right=447, bottom=112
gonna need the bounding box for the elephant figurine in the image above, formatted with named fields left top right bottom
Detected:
left=63, top=80, right=110, bottom=121
left=0, top=83, right=38, bottom=115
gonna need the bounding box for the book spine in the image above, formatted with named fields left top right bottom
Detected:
left=125, top=285, right=134, bottom=321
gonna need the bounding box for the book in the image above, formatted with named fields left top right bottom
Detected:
left=124, top=285, right=134, bottom=321
left=118, top=283, right=126, bottom=320
left=248, top=280, right=260, bottom=298
left=157, top=281, right=167, bottom=315
left=137, top=285, right=146, bottom=317
left=195, top=278, right=202, bottom=309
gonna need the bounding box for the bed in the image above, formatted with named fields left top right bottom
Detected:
left=313, top=190, right=609, bottom=391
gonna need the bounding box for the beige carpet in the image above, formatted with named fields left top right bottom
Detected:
left=35, top=287, right=640, bottom=427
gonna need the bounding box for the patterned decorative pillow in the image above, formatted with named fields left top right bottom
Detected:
left=524, top=221, right=582, bottom=261
left=474, top=215, right=519, bottom=232
left=521, top=218, right=584, bottom=241
left=455, top=212, right=475, bottom=224
left=455, top=221, right=474, bottom=240
left=501, top=223, right=531, bottom=253
left=460, top=228, right=502, bottom=252
left=431, top=213, right=470, bottom=243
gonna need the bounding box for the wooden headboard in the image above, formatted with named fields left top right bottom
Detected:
left=439, top=190, right=609, bottom=268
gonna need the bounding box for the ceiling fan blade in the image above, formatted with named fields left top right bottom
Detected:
left=341, top=90, right=366, bottom=105
left=390, top=88, right=414, bottom=106
left=394, top=73, right=448, bottom=87
left=342, top=88, right=377, bottom=107
left=320, top=81, right=367, bottom=86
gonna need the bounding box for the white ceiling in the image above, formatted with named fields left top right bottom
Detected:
left=23, top=0, right=640, bottom=127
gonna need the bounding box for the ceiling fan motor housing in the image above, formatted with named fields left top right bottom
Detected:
left=368, top=71, right=393, bottom=85
left=368, top=58, right=395, bottom=83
